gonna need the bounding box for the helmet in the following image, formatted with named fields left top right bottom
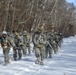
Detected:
left=37, top=27, right=42, bottom=33
left=2, top=31, right=7, bottom=35
left=23, top=31, right=27, bottom=35
left=13, top=31, right=19, bottom=36
left=54, top=32, right=58, bottom=35
left=59, top=33, right=62, bottom=36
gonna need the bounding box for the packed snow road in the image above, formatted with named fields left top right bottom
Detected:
left=0, top=36, right=76, bottom=75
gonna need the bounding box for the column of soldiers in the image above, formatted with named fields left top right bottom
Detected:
left=33, top=27, right=63, bottom=65
left=0, top=27, right=63, bottom=66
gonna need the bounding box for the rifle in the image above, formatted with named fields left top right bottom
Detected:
left=47, top=41, right=53, bottom=50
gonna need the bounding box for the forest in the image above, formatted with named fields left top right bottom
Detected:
left=0, top=0, right=76, bottom=37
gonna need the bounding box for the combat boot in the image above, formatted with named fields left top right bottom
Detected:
left=40, top=61, right=44, bottom=65
left=35, top=58, right=40, bottom=64
left=14, top=58, right=17, bottom=61
left=3, top=61, right=10, bottom=66
left=3, top=63, right=8, bottom=66
left=49, top=55, right=52, bottom=58
left=18, top=57, right=22, bottom=60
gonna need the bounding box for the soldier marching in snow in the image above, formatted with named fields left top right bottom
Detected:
left=0, top=27, right=63, bottom=66
left=23, top=31, right=31, bottom=55
left=45, top=25, right=63, bottom=58
left=12, top=31, right=24, bottom=61
left=57, top=33, right=63, bottom=48
left=33, top=27, right=46, bottom=65
left=0, top=31, right=12, bottom=65
left=45, top=31, right=53, bottom=58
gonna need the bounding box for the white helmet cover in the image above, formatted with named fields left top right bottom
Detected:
left=2, top=31, right=7, bottom=35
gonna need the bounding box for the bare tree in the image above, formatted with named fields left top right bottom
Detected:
left=0, top=0, right=76, bottom=36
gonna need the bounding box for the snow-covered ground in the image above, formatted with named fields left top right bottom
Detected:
left=0, top=36, right=76, bottom=75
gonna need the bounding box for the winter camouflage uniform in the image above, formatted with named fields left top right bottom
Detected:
left=34, top=29, right=46, bottom=65
left=23, top=31, right=31, bottom=55
left=45, top=32, right=53, bottom=58
left=22, top=33, right=27, bottom=56
left=50, top=32, right=58, bottom=54
left=26, top=33, right=31, bottom=54
left=57, top=33, right=63, bottom=48
left=0, top=31, right=11, bottom=65
left=19, top=32, right=26, bottom=56
left=13, top=31, right=24, bottom=60
left=53, top=32, right=59, bottom=52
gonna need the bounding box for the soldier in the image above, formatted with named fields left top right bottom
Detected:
left=0, top=31, right=11, bottom=65
left=45, top=26, right=57, bottom=54
left=53, top=32, right=59, bottom=52
left=23, top=31, right=28, bottom=56
left=45, top=31, right=53, bottom=58
left=26, top=32, right=31, bottom=55
left=23, top=31, right=31, bottom=55
left=18, top=32, right=26, bottom=56
left=58, top=33, right=63, bottom=48
left=13, top=31, right=24, bottom=61
left=32, top=30, right=37, bottom=53
left=33, top=28, right=46, bottom=65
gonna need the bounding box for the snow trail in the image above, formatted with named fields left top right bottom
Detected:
left=0, top=36, right=76, bottom=75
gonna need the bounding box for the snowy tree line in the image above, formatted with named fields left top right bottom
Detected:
left=0, top=0, right=76, bottom=37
